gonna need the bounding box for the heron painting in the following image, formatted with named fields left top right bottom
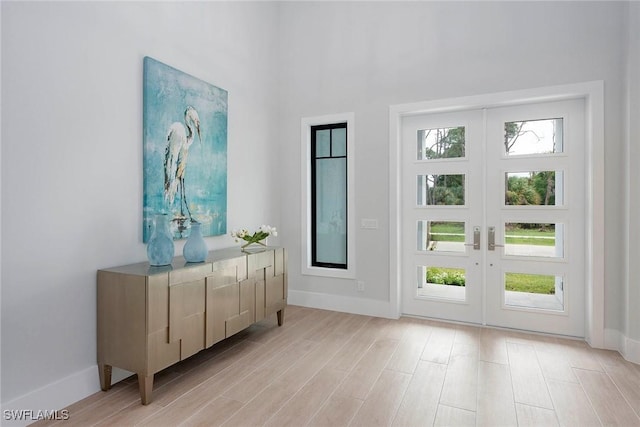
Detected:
left=143, top=57, right=227, bottom=242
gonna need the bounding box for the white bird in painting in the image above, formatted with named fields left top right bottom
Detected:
left=164, top=106, right=201, bottom=220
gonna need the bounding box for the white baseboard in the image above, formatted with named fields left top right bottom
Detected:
left=604, top=328, right=640, bottom=365
left=288, top=289, right=398, bottom=319
left=623, top=335, right=640, bottom=364
left=604, top=328, right=622, bottom=351
left=1, top=366, right=132, bottom=427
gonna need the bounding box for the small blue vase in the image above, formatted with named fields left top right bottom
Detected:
left=183, top=222, right=208, bottom=263
left=147, top=214, right=175, bottom=266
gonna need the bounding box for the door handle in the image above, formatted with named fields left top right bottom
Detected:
left=464, top=226, right=481, bottom=250
left=488, top=226, right=504, bottom=251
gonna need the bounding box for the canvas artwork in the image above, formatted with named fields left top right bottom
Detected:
left=143, top=57, right=228, bottom=242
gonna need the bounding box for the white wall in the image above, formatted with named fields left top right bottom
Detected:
left=1, top=0, right=280, bottom=411
left=278, top=2, right=628, bottom=324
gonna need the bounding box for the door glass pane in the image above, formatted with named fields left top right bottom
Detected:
left=417, top=126, right=465, bottom=160
left=504, top=272, right=564, bottom=311
left=417, top=221, right=465, bottom=252
left=315, top=158, right=346, bottom=265
left=417, top=266, right=466, bottom=301
left=504, top=118, right=563, bottom=156
left=417, top=174, right=465, bottom=206
left=504, top=222, right=563, bottom=258
left=505, top=171, right=563, bottom=206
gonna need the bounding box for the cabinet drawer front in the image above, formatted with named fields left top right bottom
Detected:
left=266, top=273, right=285, bottom=315
left=208, top=265, right=242, bottom=290
left=274, top=248, right=285, bottom=276
left=169, top=279, right=206, bottom=344
left=169, top=264, right=211, bottom=285
left=226, top=310, right=252, bottom=337
left=205, top=282, right=238, bottom=347
left=148, top=274, right=170, bottom=333
left=211, top=256, right=247, bottom=282
left=147, top=328, right=180, bottom=374
left=179, top=312, right=206, bottom=360
left=239, top=278, right=255, bottom=319
left=255, top=278, right=265, bottom=322
left=248, top=250, right=274, bottom=271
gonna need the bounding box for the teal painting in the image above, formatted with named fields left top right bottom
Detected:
left=143, top=57, right=227, bottom=242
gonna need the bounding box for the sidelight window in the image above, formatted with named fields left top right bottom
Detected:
left=311, top=123, right=348, bottom=269
left=301, top=113, right=355, bottom=279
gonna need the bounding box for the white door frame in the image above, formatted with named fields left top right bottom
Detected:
left=389, top=81, right=605, bottom=348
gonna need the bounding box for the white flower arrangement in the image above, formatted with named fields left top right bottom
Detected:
left=231, top=225, right=277, bottom=249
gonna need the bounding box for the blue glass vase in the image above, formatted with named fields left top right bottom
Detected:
left=147, top=214, right=175, bottom=266
left=183, top=222, right=208, bottom=263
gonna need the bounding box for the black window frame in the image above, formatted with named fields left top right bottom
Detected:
left=310, top=122, right=348, bottom=269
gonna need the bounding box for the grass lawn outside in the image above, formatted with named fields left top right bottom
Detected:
left=429, top=222, right=555, bottom=246
left=426, top=267, right=555, bottom=294
left=504, top=272, right=555, bottom=294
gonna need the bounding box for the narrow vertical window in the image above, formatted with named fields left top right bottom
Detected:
left=301, top=113, right=355, bottom=279
left=311, top=123, right=348, bottom=269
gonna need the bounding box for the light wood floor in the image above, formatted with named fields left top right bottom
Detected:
left=33, top=305, right=640, bottom=427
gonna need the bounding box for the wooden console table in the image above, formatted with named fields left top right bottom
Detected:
left=97, top=247, right=287, bottom=404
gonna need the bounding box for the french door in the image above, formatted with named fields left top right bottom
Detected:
left=401, top=99, right=585, bottom=337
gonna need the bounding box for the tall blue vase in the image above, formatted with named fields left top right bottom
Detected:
left=147, top=214, right=175, bottom=266
left=183, top=222, right=208, bottom=263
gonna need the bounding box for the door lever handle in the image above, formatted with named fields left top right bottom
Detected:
left=464, top=226, right=481, bottom=250
left=488, top=226, right=504, bottom=251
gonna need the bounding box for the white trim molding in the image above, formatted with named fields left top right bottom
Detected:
left=605, top=329, right=640, bottom=364
left=389, top=81, right=605, bottom=347
left=288, top=289, right=396, bottom=319
left=625, top=336, right=640, bottom=364
left=300, top=112, right=356, bottom=280
left=0, top=366, right=131, bottom=427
